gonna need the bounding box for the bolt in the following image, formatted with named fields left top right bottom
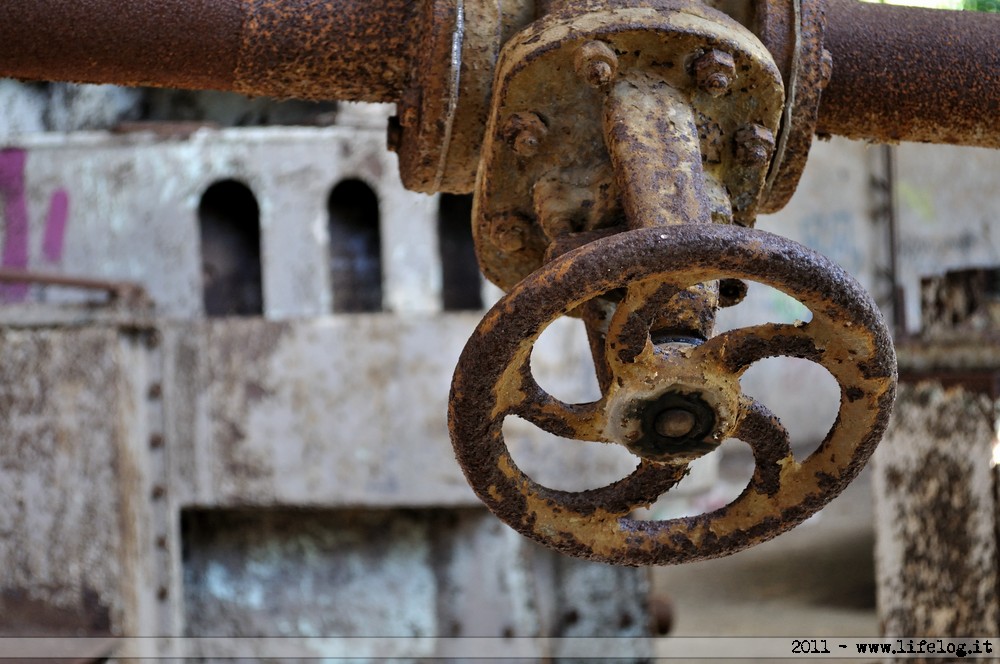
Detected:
left=655, top=408, right=697, bottom=439
left=150, top=433, right=164, bottom=449
left=148, top=383, right=162, bottom=400
left=502, top=112, right=548, bottom=158
left=489, top=214, right=529, bottom=253
left=735, top=124, right=775, bottom=165
left=574, top=41, right=618, bottom=89
left=693, top=49, right=736, bottom=97
left=151, top=485, right=166, bottom=500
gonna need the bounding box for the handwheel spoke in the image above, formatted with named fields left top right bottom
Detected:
left=605, top=280, right=682, bottom=370
left=538, top=459, right=690, bottom=516
left=514, top=380, right=612, bottom=443
left=733, top=395, right=793, bottom=497
left=693, top=322, right=822, bottom=375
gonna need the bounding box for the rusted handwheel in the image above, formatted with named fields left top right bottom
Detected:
left=449, top=224, right=896, bottom=565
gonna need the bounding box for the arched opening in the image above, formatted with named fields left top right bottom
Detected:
left=437, top=194, right=483, bottom=311
left=328, top=179, right=383, bottom=312
left=198, top=179, right=263, bottom=317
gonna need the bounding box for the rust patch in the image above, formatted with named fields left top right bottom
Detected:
left=473, top=1, right=784, bottom=291
left=235, top=0, right=422, bottom=102
left=0, top=0, right=242, bottom=91
left=816, top=0, right=1000, bottom=148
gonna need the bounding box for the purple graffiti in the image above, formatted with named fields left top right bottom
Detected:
left=0, top=149, right=30, bottom=301
left=42, top=189, right=69, bottom=263
left=0, top=148, right=70, bottom=302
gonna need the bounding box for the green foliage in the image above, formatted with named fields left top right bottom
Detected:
left=964, top=0, right=1000, bottom=10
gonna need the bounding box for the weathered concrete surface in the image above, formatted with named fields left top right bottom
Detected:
left=0, top=327, right=152, bottom=639
left=182, top=507, right=652, bottom=660
left=0, top=320, right=652, bottom=659
left=0, top=81, right=142, bottom=140
left=163, top=315, right=638, bottom=508
left=1, top=127, right=441, bottom=318
left=874, top=383, right=999, bottom=637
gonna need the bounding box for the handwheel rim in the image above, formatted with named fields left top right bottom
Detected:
left=449, top=224, right=896, bottom=565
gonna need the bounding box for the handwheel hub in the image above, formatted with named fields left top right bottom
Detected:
left=645, top=392, right=716, bottom=456
left=604, top=342, right=742, bottom=464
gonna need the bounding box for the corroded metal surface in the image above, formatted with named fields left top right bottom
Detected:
left=473, top=1, right=784, bottom=292
left=0, top=0, right=423, bottom=102
left=395, top=0, right=537, bottom=193
left=754, top=0, right=832, bottom=213
left=449, top=224, right=896, bottom=564
left=817, top=0, right=1000, bottom=148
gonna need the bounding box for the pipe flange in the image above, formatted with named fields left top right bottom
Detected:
left=393, top=0, right=535, bottom=194
left=754, top=0, right=833, bottom=214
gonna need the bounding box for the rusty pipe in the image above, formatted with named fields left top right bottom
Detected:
left=817, top=0, right=1000, bottom=148
left=0, top=0, right=424, bottom=103
left=0, top=268, right=149, bottom=302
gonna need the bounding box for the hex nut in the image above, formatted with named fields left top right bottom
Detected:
left=489, top=214, right=529, bottom=252
left=693, top=49, right=736, bottom=97
left=735, top=124, right=776, bottom=165
left=574, top=41, right=619, bottom=89
left=502, top=112, right=548, bottom=158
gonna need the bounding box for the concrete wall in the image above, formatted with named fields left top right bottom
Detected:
left=0, top=123, right=651, bottom=660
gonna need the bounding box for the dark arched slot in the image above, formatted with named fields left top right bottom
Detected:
left=438, top=194, right=483, bottom=311
left=198, top=180, right=264, bottom=317
left=328, top=179, right=383, bottom=313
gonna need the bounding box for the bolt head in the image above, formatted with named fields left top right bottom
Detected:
left=489, top=214, right=529, bottom=253
left=693, top=49, right=736, bottom=97
left=574, top=41, right=619, bottom=89
left=735, top=124, right=775, bottom=165
left=655, top=408, right=698, bottom=439
left=502, top=112, right=548, bottom=158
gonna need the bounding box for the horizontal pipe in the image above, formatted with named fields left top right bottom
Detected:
left=0, top=268, right=148, bottom=301
left=817, top=0, right=1000, bottom=148
left=0, top=0, right=423, bottom=103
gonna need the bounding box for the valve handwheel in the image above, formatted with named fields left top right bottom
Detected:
left=449, top=223, right=896, bottom=565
